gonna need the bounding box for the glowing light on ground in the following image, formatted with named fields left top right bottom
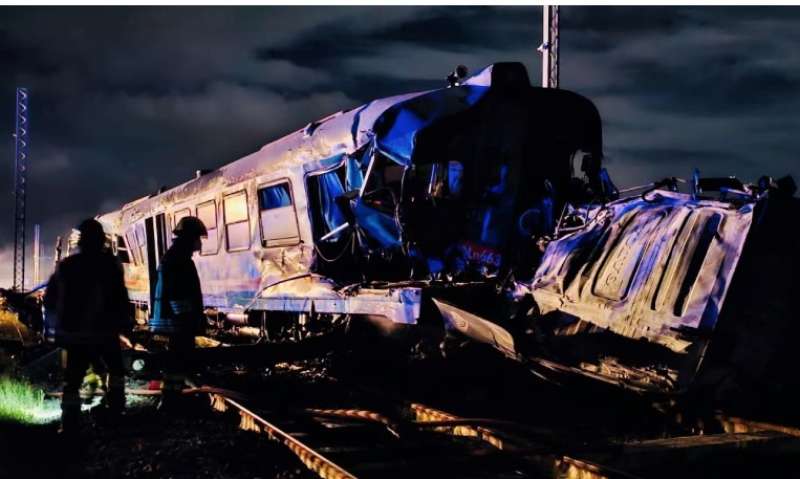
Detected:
left=0, top=376, right=60, bottom=424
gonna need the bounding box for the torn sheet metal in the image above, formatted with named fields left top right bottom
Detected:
left=433, top=298, right=516, bottom=359
left=373, top=81, right=490, bottom=165
left=528, top=190, right=754, bottom=391
left=532, top=191, right=753, bottom=351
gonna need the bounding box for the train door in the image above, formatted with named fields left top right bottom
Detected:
left=155, top=213, right=168, bottom=256
left=145, top=213, right=168, bottom=315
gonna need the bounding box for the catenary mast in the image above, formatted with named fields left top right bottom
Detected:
left=12, top=88, right=29, bottom=291
left=540, top=6, right=560, bottom=88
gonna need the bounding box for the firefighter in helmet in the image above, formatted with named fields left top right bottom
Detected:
left=150, top=215, right=207, bottom=410
left=44, top=218, right=131, bottom=434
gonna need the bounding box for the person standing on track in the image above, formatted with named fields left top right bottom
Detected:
left=44, top=218, right=131, bottom=435
left=149, top=215, right=207, bottom=411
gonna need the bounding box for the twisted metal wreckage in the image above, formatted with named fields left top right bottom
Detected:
left=51, top=62, right=798, bottom=398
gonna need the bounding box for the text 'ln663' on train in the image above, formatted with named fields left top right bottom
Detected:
left=62, top=62, right=798, bottom=403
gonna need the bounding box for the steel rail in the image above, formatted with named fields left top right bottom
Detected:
left=208, top=392, right=357, bottom=479
left=411, top=402, right=508, bottom=450
left=410, top=402, right=642, bottom=479
left=198, top=384, right=545, bottom=478
left=191, top=379, right=646, bottom=478
left=716, top=414, right=800, bottom=437
left=304, top=408, right=401, bottom=438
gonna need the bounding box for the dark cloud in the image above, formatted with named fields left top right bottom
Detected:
left=331, top=6, right=535, bottom=53
left=563, top=6, right=689, bottom=34
left=612, top=147, right=749, bottom=168
left=0, top=29, right=57, bottom=76
left=610, top=54, right=798, bottom=117
left=256, top=6, right=541, bottom=100
left=1, top=6, right=800, bottom=288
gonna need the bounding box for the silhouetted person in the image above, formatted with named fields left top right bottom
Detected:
left=149, top=215, right=207, bottom=411
left=44, top=218, right=130, bottom=435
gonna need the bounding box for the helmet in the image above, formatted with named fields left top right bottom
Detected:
left=77, top=218, right=105, bottom=250
left=173, top=216, right=208, bottom=238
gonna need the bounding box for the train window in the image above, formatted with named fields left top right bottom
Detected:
left=196, top=200, right=219, bottom=255
left=224, top=191, right=250, bottom=251
left=125, top=231, right=139, bottom=264
left=360, top=153, right=404, bottom=214
left=258, top=182, right=300, bottom=247
left=306, top=165, right=348, bottom=242
left=173, top=208, right=191, bottom=228
left=116, top=236, right=130, bottom=263
left=135, top=223, right=147, bottom=264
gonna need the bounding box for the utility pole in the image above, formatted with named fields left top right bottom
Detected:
left=33, top=224, right=41, bottom=287
left=539, top=6, right=560, bottom=88
left=12, top=88, right=29, bottom=292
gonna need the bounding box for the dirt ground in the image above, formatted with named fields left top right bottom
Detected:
left=0, top=394, right=311, bottom=479
left=0, top=309, right=306, bottom=478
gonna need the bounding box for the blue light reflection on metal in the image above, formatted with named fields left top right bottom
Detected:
left=316, top=168, right=347, bottom=239
left=374, top=85, right=490, bottom=166
left=345, top=154, right=364, bottom=191
left=351, top=200, right=402, bottom=249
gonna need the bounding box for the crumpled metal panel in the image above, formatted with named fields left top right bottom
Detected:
left=532, top=191, right=754, bottom=353
left=432, top=298, right=516, bottom=358
left=252, top=275, right=421, bottom=325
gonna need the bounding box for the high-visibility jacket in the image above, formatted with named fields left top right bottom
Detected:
left=43, top=251, right=130, bottom=345
left=149, top=242, right=204, bottom=335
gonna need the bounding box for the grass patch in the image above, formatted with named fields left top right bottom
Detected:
left=0, top=376, right=59, bottom=424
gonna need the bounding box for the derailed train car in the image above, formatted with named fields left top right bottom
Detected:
left=96, top=62, right=608, bottom=337
left=91, top=61, right=799, bottom=399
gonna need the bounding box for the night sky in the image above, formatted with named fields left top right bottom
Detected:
left=2, top=6, right=800, bottom=287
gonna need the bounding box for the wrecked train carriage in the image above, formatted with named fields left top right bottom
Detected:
left=96, top=62, right=607, bottom=335
left=438, top=183, right=800, bottom=398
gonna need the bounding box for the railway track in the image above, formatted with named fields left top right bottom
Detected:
left=113, top=338, right=800, bottom=478
left=197, top=384, right=537, bottom=478
left=182, top=365, right=800, bottom=479
left=15, top=323, right=800, bottom=477
left=28, top=341, right=800, bottom=479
